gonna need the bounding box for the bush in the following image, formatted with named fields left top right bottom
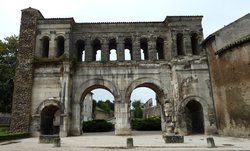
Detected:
left=0, top=126, right=30, bottom=142
left=131, top=117, right=161, bottom=131
left=0, top=133, right=30, bottom=142
left=0, top=126, right=9, bottom=135
left=82, top=120, right=114, bottom=132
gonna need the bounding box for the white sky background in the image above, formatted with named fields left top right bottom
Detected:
left=1, top=0, right=250, bottom=39
left=0, top=0, right=249, bottom=103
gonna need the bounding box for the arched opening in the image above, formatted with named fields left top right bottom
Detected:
left=56, top=36, right=64, bottom=57
left=129, top=83, right=164, bottom=134
left=124, top=38, right=132, bottom=60
left=156, top=38, right=164, bottom=60
left=80, top=87, right=115, bottom=134
left=109, top=38, right=117, bottom=61
left=110, top=49, right=117, bottom=61
left=40, top=105, right=60, bottom=135
left=92, top=39, right=101, bottom=61
left=41, top=36, right=49, bottom=58
left=140, top=38, right=148, bottom=60
left=96, top=50, right=101, bottom=61
left=131, top=87, right=159, bottom=118
left=176, top=33, right=184, bottom=56
left=185, top=100, right=204, bottom=134
left=191, top=33, right=199, bottom=55
left=76, top=40, right=85, bottom=62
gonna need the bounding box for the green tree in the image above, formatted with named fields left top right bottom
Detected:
left=96, top=100, right=114, bottom=114
left=0, top=35, right=18, bottom=113
left=105, top=100, right=114, bottom=111
left=132, top=100, right=143, bottom=118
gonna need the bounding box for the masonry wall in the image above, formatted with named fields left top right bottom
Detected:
left=172, top=56, right=217, bottom=135
left=10, top=8, right=43, bottom=133
left=203, top=13, right=250, bottom=137
left=206, top=41, right=250, bottom=137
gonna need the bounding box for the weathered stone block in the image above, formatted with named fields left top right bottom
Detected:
left=126, top=138, right=134, bottom=148
left=163, top=135, right=184, bottom=143
left=53, top=137, right=61, bottom=147
left=39, top=135, right=60, bottom=144
left=207, top=137, right=216, bottom=148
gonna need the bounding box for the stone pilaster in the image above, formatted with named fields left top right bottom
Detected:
left=70, top=101, right=81, bottom=136
left=85, top=40, right=93, bottom=61
left=49, top=31, right=56, bottom=57
left=64, top=32, right=70, bottom=57
left=10, top=7, right=44, bottom=133
left=172, top=36, right=178, bottom=57
left=164, top=40, right=171, bottom=61
left=101, top=41, right=109, bottom=61
left=115, top=101, right=131, bottom=135
left=117, top=41, right=125, bottom=61
left=148, top=38, right=157, bottom=60
left=60, top=62, right=71, bottom=137
left=132, top=39, right=141, bottom=61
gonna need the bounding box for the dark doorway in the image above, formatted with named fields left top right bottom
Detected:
left=40, top=105, right=60, bottom=135
left=41, top=36, right=49, bottom=58
left=185, top=100, right=204, bottom=134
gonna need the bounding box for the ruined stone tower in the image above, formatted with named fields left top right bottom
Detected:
left=11, top=7, right=217, bottom=136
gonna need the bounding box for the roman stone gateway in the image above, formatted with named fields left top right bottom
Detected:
left=10, top=7, right=217, bottom=137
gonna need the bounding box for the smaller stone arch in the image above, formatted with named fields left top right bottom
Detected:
left=39, top=33, right=51, bottom=39
left=176, top=33, right=184, bottom=56
left=36, top=99, right=63, bottom=135
left=156, top=37, right=164, bottom=60
left=190, top=32, right=199, bottom=55
left=177, top=96, right=208, bottom=113
left=75, top=39, right=85, bottom=62
left=91, top=38, right=102, bottom=61
left=124, top=37, right=133, bottom=60
left=108, top=36, right=118, bottom=42
left=109, top=38, right=117, bottom=61
left=140, top=38, right=148, bottom=60
left=55, top=34, right=65, bottom=39
left=177, top=96, right=209, bottom=135
left=36, top=99, right=62, bottom=114
left=39, top=35, right=51, bottom=58
left=55, top=35, right=65, bottom=57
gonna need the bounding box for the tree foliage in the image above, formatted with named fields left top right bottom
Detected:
left=132, top=100, right=143, bottom=118
left=95, top=100, right=114, bottom=114
left=0, top=35, right=18, bottom=113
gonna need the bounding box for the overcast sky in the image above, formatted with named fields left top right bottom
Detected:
left=1, top=0, right=249, bottom=103
left=1, top=0, right=250, bottom=39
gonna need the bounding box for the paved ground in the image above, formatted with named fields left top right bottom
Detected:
left=1, top=131, right=250, bottom=151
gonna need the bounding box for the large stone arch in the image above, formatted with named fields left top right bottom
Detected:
left=71, top=78, right=121, bottom=136
left=177, top=95, right=210, bottom=135
left=125, top=77, right=168, bottom=133
left=125, top=77, right=167, bottom=104
left=74, top=78, right=121, bottom=104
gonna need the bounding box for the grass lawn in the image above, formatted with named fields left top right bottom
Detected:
left=0, top=126, right=30, bottom=142
left=0, top=126, right=9, bottom=136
